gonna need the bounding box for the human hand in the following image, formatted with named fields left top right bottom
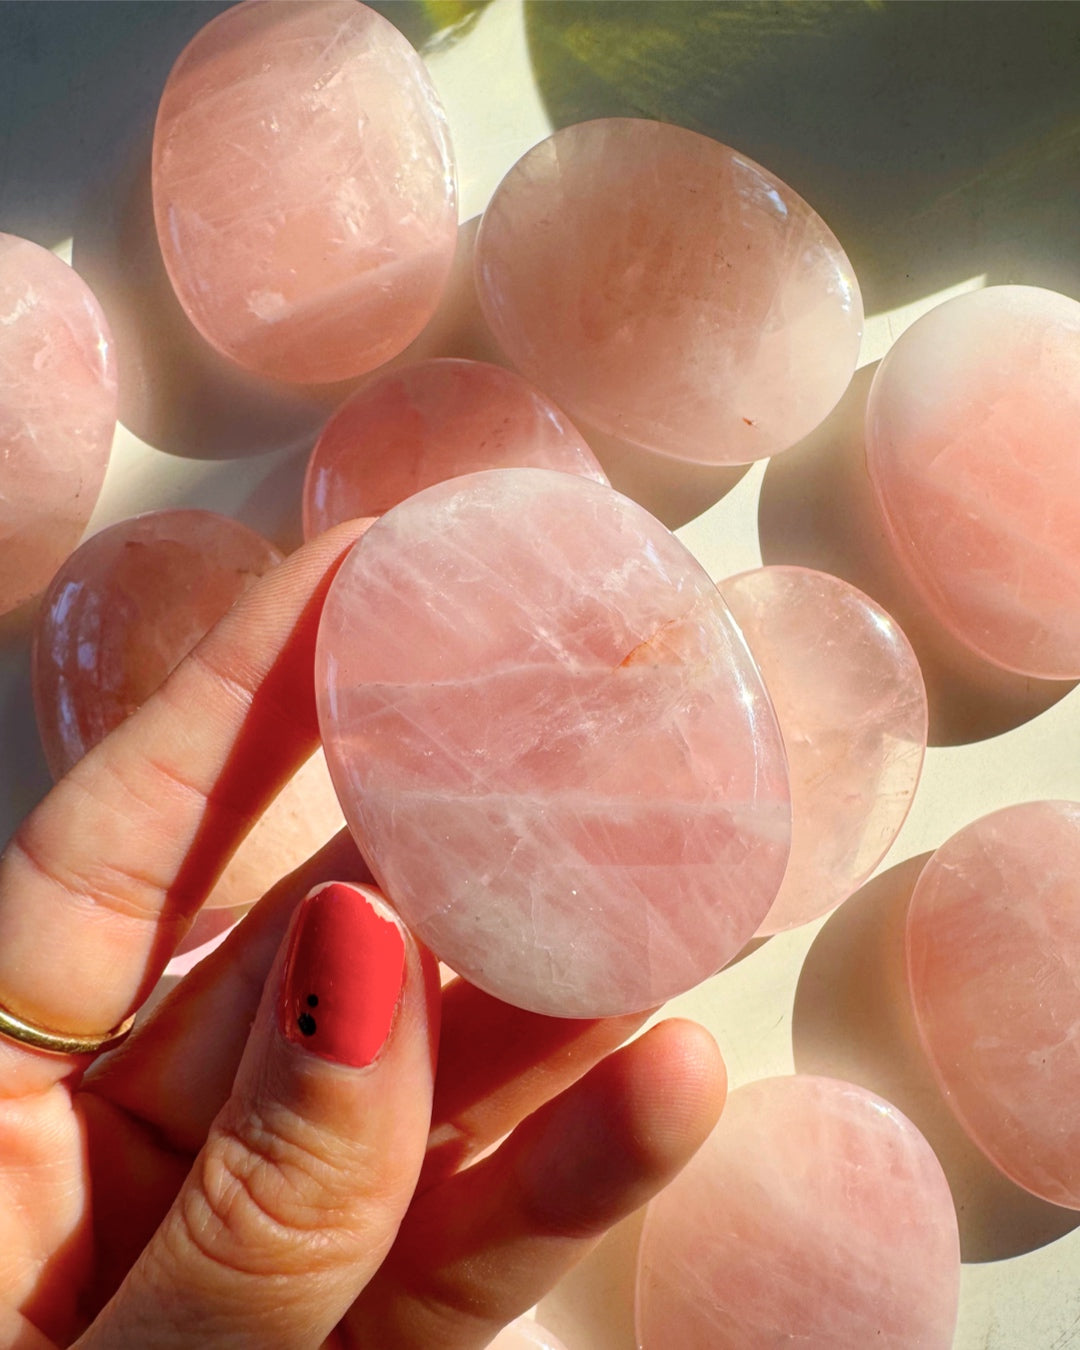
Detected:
left=0, top=523, right=726, bottom=1349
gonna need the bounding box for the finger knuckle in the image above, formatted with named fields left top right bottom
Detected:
left=176, top=1106, right=374, bottom=1279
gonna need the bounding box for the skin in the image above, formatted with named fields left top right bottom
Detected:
left=0, top=523, right=726, bottom=1349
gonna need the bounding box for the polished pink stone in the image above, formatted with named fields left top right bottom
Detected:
left=906, top=801, right=1080, bottom=1209
left=489, top=1318, right=569, bottom=1350
left=636, top=1075, right=960, bottom=1349
left=153, top=0, right=457, bottom=384
left=303, top=358, right=607, bottom=536
left=0, top=233, right=117, bottom=616
left=316, top=469, right=790, bottom=1017
left=719, top=566, right=927, bottom=935
left=32, top=509, right=282, bottom=776
left=475, top=118, right=862, bottom=466
left=31, top=510, right=345, bottom=911
left=866, top=285, right=1080, bottom=679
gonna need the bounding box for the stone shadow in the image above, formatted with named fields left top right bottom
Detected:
left=524, top=1, right=1080, bottom=316
left=578, top=421, right=751, bottom=533
left=0, top=2, right=234, bottom=247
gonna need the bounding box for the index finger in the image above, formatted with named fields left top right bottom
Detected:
left=0, top=521, right=365, bottom=1066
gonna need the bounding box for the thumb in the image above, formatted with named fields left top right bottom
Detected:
left=77, top=882, right=439, bottom=1350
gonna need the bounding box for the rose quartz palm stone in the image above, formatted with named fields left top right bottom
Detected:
left=636, top=1075, right=960, bottom=1349
left=33, top=509, right=282, bottom=776
left=31, top=510, right=343, bottom=912
left=152, top=0, right=457, bottom=384
left=489, top=1318, right=569, bottom=1350
left=0, top=234, right=117, bottom=616
left=316, top=468, right=791, bottom=1017
left=303, top=358, right=606, bottom=537
left=907, top=801, right=1080, bottom=1209
left=475, top=118, right=862, bottom=466
left=866, top=285, right=1080, bottom=679
left=720, top=567, right=927, bottom=934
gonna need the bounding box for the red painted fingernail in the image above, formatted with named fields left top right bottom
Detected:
left=279, top=882, right=406, bottom=1068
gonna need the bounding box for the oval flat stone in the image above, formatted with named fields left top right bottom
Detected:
left=0, top=233, right=117, bottom=616
left=720, top=566, right=926, bottom=934
left=866, top=285, right=1080, bottom=679
left=636, top=1075, right=960, bottom=1349
left=906, top=801, right=1080, bottom=1209
left=316, top=469, right=790, bottom=1017
left=153, top=0, right=457, bottom=384
left=303, top=358, right=606, bottom=537
left=475, top=118, right=862, bottom=465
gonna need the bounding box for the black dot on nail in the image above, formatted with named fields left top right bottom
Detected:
left=297, top=1012, right=317, bottom=1037
left=306, top=993, right=319, bottom=1008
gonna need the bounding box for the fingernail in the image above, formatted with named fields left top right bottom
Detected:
left=279, top=882, right=406, bottom=1068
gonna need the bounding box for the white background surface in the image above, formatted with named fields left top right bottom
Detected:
left=1, top=2, right=1078, bottom=1346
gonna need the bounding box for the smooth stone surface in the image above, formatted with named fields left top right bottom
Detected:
left=489, top=1317, right=569, bottom=1350
left=32, top=510, right=345, bottom=912
left=33, top=509, right=282, bottom=776
left=153, top=0, right=457, bottom=384
left=303, top=357, right=607, bottom=536
left=907, top=801, right=1080, bottom=1209
left=866, top=285, right=1080, bottom=679
left=316, top=468, right=790, bottom=1017
left=0, top=233, right=117, bottom=616
left=720, top=566, right=926, bottom=934
left=475, top=118, right=862, bottom=466
left=636, top=1075, right=961, bottom=1349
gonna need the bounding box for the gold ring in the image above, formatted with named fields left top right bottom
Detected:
left=0, top=1001, right=136, bottom=1057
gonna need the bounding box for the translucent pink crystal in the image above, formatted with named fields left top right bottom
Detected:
left=303, top=358, right=606, bottom=537
left=489, top=1317, right=569, bottom=1350
left=475, top=118, right=862, bottom=466
left=906, top=801, right=1080, bottom=1209
left=316, top=469, right=790, bottom=1017
left=0, top=233, right=117, bottom=616
left=866, top=285, right=1080, bottom=679
left=32, top=509, right=282, bottom=776
left=152, top=0, right=457, bottom=384
left=636, top=1075, right=960, bottom=1350
left=30, top=510, right=347, bottom=913
left=719, top=566, right=927, bottom=935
